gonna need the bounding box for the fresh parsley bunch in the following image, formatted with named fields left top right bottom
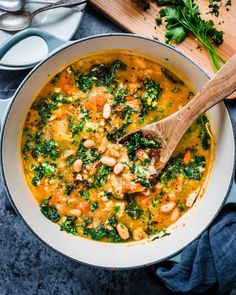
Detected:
left=157, top=0, right=226, bottom=70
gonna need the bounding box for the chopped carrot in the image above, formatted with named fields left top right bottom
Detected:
left=64, top=84, right=77, bottom=95
left=183, top=150, right=191, bottom=165
left=60, top=75, right=69, bottom=86
left=78, top=201, right=89, bottom=214
left=125, top=95, right=133, bottom=101
left=50, top=195, right=60, bottom=204
left=138, top=195, right=152, bottom=205
left=96, top=95, right=107, bottom=108
left=37, top=185, right=46, bottom=195
left=84, top=101, right=97, bottom=112
left=84, top=94, right=107, bottom=112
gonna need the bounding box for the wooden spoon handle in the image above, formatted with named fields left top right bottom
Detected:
left=166, top=54, right=236, bottom=151
left=159, top=54, right=236, bottom=157
left=181, top=54, right=236, bottom=120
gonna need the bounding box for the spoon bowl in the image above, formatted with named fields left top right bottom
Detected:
left=0, top=0, right=86, bottom=31
left=0, top=0, right=22, bottom=11
left=0, top=10, right=32, bottom=31
left=0, top=0, right=60, bottom=12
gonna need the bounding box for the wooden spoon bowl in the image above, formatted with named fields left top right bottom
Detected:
left=119, top=54, right=236, bottom=175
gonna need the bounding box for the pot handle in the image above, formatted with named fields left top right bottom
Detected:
left=0, top=28, right=67, bottom=68
left=0, top=97, right=14, bottom=132
left=224, top=178, right=236, bottom=205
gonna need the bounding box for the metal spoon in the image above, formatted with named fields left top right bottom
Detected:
left=0, top=0, right=57, bottom=12
left=118, top=54, right=236, bottom=176
left=0, top=0, right=86, bottom=31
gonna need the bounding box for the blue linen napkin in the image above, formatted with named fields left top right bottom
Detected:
left=154, top=205, right=236, bottom=293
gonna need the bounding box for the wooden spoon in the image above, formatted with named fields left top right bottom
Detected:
left=118, top=54, right=236, bottom=176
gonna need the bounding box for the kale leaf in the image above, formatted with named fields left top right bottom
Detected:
left=66, top=139, right=100, bottom=166
left=31, top=161, right=57, bottom=186
left=40, top=196, right=60, bottom=222
left=123, top=132, right=161, bottom=161
left=76, top=76, right=93, bottom=92
left=65, top=183, right=74, bottom=195
left=160, top=153, right=206, bottom=183
left=90, top=201, right=99, bottom=212
left=60, top=216, right=78, bottom=235
left=33, top=93, right=72, bottom=128
left=140, top=79, right=162, bottom=115
left=83, top=215, right=121, bottom=242
left=23, top=130, right=60, bottom=161
left=196, top=114, right=211, bottom=150
left=107, top=105, right=137, bottom=142
left=68, top=109, right=90, bottom=134
left=126, top=199, right=143, bottom=220
left=75, top=60, right=127, bottom=92
left=94, top=165, right=112, bottom=187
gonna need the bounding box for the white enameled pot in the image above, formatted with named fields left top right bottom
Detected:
left=0, top=32, right=235, bottom=269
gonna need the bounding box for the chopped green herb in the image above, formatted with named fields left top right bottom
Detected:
left=40, top=196, right=60, bottom=222
left=90, top=201, right=99, bottom=212
left=171, top=87, right=181, bottom=93
left=123, top=132, right=161, bottom=161
left=160, top=153, right=206, bottom=183
left=33, top=93, right=72, bottom=128
left=112, top=84, right=129, bottom=107
left=152, top=197, right=159, bottom=207
left=60, top=216, right=78, bottom=235
left=76, top=76, right=93, bottom=92
left=161, top=68, right=184, bottom=84
left=114, top=206, right=121, bottom=213
left=83, top=216, right=121, bottom=242
left=177, top=202, right=185, bottom=212
left=80, top=190, right=90, bottom=200
left=65, top=183, right=74, bottom=195
left=207, top=0, right=221, bottom=17
left=50, top=73, right=60, bottom=85
left=196, top=114, right=211, bottom=150
left=140, top=78, right=162, bottom=115
left=167, top=102, right=173, bottom=107
left=31, top=161, right=57, bottom=186
left=75, top=60, right=127, bottom=91
left=156, top=15, right=162, bottom=26
left=94, top=165, right=112, bottom=187
left=126, top=200, right=143, bottom=220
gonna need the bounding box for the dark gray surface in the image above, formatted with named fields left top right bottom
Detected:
left=0, top=5, right=236, bottom=295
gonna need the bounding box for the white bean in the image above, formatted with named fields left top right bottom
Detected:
left=101, top=156, right=116, bottom=167
left=167, top=191, right=176, bottom=200
left=113, top=163, right=124, bottom=175
left=62, top=149, right=76, bottom=159
left=135, top=150, right=149, bottom=161
left=117, top=223, right=130, bottom=240
left=170, top=208, right=180, bottom=222
left=143, top=189, right=150, bottom=196
left=160, top=202, right=176, bottom=213
left=133, top=227, right=144, bottom=241
left=83, top=139, right=95, bottom=148
left=69, top=209, right=82, bottom=217
left=73, top=159, right=83, bottom=172
left=155, top=182, right=163, bottom=190
left=103, top=103, right=111, bottom=119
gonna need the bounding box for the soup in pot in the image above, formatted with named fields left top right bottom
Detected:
left=21, top=52, right=214, bottom=242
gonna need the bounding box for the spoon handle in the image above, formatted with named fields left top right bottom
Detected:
left=163, top=54, right=236, bottom=153
left=31, top=0, right=86, bottom=16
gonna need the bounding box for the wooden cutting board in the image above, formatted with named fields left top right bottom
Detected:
left=88, top=0, right=236, bottom=78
